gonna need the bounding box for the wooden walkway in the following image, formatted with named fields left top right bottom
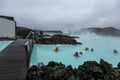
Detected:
left=0, top=39, right=33, bottom=80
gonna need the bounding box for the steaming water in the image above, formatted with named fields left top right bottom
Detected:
left=30, top=33, right=120, bottom=68
left=0, top=41, right=13, bottom=52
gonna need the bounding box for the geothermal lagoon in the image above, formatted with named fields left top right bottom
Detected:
left=30, top=33, right=120, bottom=68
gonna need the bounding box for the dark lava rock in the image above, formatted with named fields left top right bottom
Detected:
left=100, top=59, right=113, bottom=73
left=27, top=60, right=120, bottom=80
left=82, top=61, right=103, bottom=73
left=36, top=34, right=82, bottom=45
left=27, top=65, right=39, bottom=80
left=99, top=59, right=119, bottom=80
left=117, top=62, right=120, bottom=68
left=51, top=34, right=80, bottom=44
left=81, top=61, right=104, bottom=79
left=48, top=61, right=65, bottom=68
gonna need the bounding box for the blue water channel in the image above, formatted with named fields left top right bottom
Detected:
left=30, top=33, right=120, bottom=68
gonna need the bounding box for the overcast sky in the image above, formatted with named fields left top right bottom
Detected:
left=0, top=0, right=120, bottom=30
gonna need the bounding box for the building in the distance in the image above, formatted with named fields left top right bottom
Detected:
left=0, top=15, right=16, bottom=39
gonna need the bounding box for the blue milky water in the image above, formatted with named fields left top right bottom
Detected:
left=0, top=41, right=13, bottom=52
left=30, top=33, right=120, bottom=68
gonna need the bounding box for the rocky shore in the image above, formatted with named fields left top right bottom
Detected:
left=15, top=26, right=82, bottom=45
left=27, top=59, right=120, bottom=80
left=35, top=34, right=82, bottom=45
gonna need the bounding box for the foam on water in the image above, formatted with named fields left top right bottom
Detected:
left=0, top=41, right=13, bottom=52
left=30, top=33, right=120, bottom=68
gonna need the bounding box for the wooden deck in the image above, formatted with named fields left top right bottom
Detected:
left=0, top=39, right=33, bottom=80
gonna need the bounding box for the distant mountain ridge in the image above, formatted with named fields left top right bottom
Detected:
left=79, top=27, right=120, bottom=36
left=16, top=26, right=120, bottom=38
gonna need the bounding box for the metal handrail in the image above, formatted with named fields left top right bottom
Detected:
left=25, top=30, right=33, bottom=40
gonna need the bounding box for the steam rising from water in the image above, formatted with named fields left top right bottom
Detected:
left=0, top=0, right=120, bottom=30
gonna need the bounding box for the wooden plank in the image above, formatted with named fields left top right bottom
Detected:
left=0, top=39, right=32, bottom=80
